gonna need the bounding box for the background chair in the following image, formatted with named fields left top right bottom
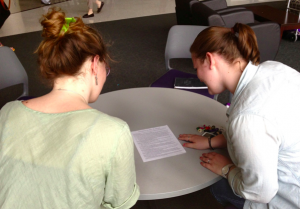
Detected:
left=191, top=0, right=247, bottom=14
left=190, top=1, right=254, bottom=28
left=150, top=25, right=216, bottom=100
left=0, top=46, right=33, bottom=102
left=164, top=25, right=207, bottom=71
left=175, top=0, right=248, bottom=25
left=150, top=69, right=214, bottom=99
left=249, top=22, right=281, bottom=62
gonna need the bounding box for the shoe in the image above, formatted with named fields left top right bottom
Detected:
left=83, top=13, right=94, bottom=18
left=41, top=0, right=51, bottom=5
left=97, top=1, right=104, bottom=13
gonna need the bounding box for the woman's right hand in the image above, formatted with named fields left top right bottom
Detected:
left=178, top=134, right=209, bottom=150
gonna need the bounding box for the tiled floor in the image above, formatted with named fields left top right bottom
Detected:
left=0, top=0, right=284, bottom=38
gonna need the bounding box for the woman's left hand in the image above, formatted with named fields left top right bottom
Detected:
left=200, top=152, right=233, bottom=176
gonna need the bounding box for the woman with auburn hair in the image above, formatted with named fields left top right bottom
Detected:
left=0, top=8, right=139, bottom=208
left=179, top=23, right=300, bottom=209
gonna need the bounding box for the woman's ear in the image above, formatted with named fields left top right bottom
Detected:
left=206, top=52, right=216, bottom=70
left=91, top=55, right=100, bottom=75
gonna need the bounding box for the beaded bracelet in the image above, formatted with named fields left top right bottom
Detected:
left=208, top=135, right=215, bottom=150
left=196, top=125, right=224, bottom=150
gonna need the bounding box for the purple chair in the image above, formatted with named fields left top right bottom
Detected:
left=150, top=25, right=216, bottom=100
left=150, top=69, right=214, bottom=99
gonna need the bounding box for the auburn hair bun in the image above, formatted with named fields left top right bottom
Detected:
left=40, top=7, right=67, bottom=38
left=36, top=7, right=110, bottom=86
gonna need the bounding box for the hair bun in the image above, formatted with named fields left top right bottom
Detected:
left=40, top=7, right=66, bottom=38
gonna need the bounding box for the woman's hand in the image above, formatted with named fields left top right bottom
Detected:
left=200, top=152, right=233, bottom=176
left=178, top=134, right=209, bottom=150
left=179, top=134, right=227, bottom=150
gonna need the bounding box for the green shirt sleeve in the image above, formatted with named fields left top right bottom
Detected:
left=101, top=124, right=140, bottom=209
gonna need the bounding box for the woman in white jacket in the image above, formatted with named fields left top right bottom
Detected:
left=179, top=23, right=300, bottom=209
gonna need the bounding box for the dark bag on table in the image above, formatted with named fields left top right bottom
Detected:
left=0, top=0, right=10, bottom=28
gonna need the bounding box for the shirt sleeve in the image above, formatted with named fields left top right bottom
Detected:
left=227, top=114, right=280, bottom=203
left=101, top=124, right=140, bottom=209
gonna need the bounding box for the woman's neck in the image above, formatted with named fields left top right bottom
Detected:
left=53, top=76, right=90, bottom=104
left=225, top=59, right=248, bottom=95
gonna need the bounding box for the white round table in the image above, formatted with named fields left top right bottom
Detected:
left=89, top=87, right=228, bottom=200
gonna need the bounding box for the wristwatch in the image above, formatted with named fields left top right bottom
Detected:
left=221, top=164, right=234, bottom=178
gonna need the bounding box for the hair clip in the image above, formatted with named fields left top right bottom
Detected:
left=61, top=17, right=76, bottom=33
left=231, top=28, right=239, bottom=38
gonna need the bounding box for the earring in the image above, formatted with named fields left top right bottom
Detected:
left=95, top=74, right=98, bottom=85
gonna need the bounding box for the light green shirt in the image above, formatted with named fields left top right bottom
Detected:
left=0, top=101, right=139, bottom=209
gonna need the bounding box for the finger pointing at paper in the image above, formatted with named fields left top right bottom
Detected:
left=178, top=134, right=210, bottom=150
left=178, top=134, right=227, bottom=150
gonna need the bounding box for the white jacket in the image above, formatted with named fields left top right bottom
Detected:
left=226, top=61, right=300, bottom=209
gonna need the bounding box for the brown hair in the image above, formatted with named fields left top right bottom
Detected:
left=190, top=23, right=260, bottom=65
left=35, top=7, right=110, bottom=85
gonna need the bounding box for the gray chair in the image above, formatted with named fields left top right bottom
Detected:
left=0, top=46, right=30, bottom=100
left=249, top=22, right=281, bottom=62
left=190, top=1, right=254, bottom=28
left=165, top=25, right=207, bottom=71
left=175, top=0, right=248, bottom=25
left=191, top=0, right=246, bottom=13
left=151, top=25, right=217, bottom=100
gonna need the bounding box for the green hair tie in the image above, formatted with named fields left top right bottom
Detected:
left=61, top=17, right=76, bottom=33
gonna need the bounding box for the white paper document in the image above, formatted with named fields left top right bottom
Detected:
left=131, top=125, right=186, bottom=162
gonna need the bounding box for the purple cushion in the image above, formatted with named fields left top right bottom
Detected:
left=150, top=69, right=214, bottom=99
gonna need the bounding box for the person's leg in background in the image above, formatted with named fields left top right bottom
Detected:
left=83, top=0, right=104, bottom=18
left=210, top=178, right=245, bottom=209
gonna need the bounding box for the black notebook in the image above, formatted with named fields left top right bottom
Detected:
left=174, top=78, right=208, bottom=89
